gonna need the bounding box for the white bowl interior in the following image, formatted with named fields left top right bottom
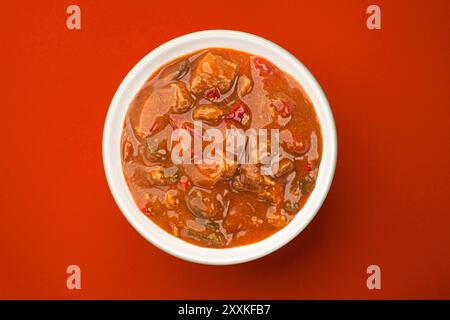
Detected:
left=103, top=30, right=337, bottom=265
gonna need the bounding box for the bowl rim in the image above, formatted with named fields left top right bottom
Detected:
left=102, top=29, right=337, bottom=265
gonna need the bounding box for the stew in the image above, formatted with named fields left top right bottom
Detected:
left=121, top=48, right=322, bottom=248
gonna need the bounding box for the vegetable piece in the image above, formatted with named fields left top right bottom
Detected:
left=190, top=52, right=238, bottom=94
left=177, top=175, right=191, bottom=191
left=284, top=200, right=298, bottom=212
left=226, top=101, right=250, bottom=125
left=274, top=158, right=294, bottom=177
left=182, top=228, right=226, bottom=247
left=147, top=165, right=181, bottom=185
left=192, top=104, right=224, bottom=122
left=159, top=59, right=190, bottom=80
left=205, top=221, right=220, bottom=232
left=186, top=188, right=224, bottom=219
left=165, top=189, right=180, bottom=209
left=204, top=87, right=220, bottom=101
left=143, top=137, right=167, bottom=161
left=165, top=166, right=181, bottom=183
left=300, top=177, right=315, bottom=195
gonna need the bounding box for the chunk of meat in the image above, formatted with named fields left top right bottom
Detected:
left=195, top=163, right=225, bottom=185
left=192, top=104, right=224, bottom=122
left=141, top=191, right=165, bottom=217
left=237, top=74, right=253, bottom=97
left=231, top=165, right=283, bottom=204
left=186, top=188, right=224, bottom=219
left=168, top=81, right=194, bottom=113
left=139, top=82, right=193, bottom=133
left=190, top=52, right=238, bottom=94
left=280, top=129, right=310, bottom=155
left=240, top=164, right=262, bottom=191
left=258, top=182, right=283, bottom=204
left=198, top=160, right=237, bottom=183
left=183, top=159, right=238, bottom=188
left=223, top=202, right=256, bottom=233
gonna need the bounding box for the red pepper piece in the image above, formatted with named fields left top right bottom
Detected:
left=204, top=87, right=220, bottom=100
left=279, top=100, right=293, bottom=118
left=226, top=101, right=250, bottom=125
left=177, top=176, right=191, bottom=191
left=306, top=161, right=313, bottom=172
left=149, top=123, right=158, bottom=134
left=254, top=57, right=272, bottom=73
left=168, top=115, right=182, bottom=129
left=149, top=116, right=167, bottom=135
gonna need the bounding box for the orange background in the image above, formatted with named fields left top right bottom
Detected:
left=1, top=0, right=449, bottom=299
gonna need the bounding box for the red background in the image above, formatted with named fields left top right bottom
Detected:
left=1, top=0, right=449, bottom=299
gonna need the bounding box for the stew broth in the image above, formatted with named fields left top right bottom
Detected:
left=121, top=48, right=322, bottom=248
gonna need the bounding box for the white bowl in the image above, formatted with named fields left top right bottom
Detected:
left=103, top=30, right=337, bottom=265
